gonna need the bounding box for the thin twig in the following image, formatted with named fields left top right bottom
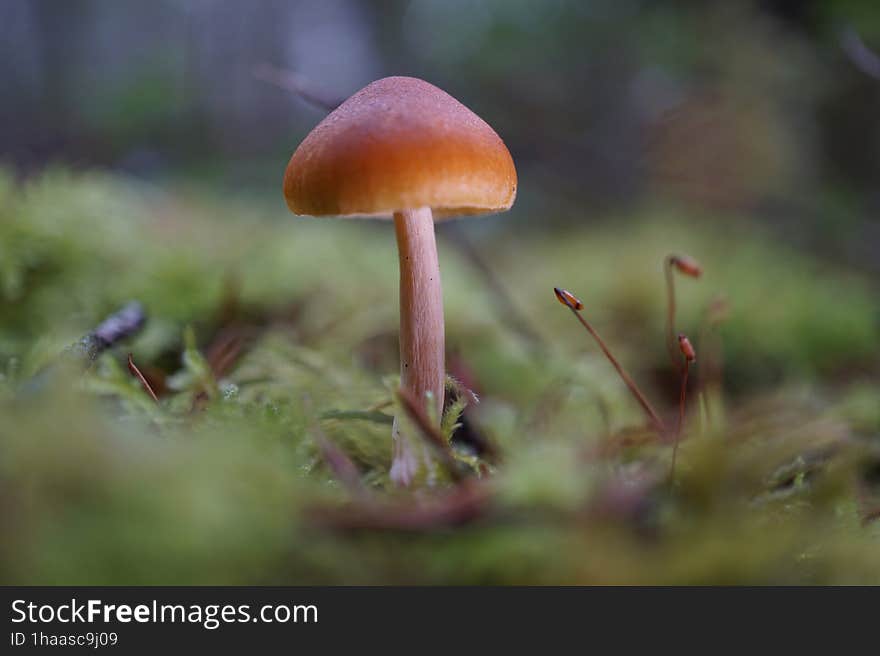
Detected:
left=73, top=301, right=147, bottom=365
left=449, top=227, right=546, bottom=350
left=127, top=353, right=159, bottom=403
left=94, top=302, right=146, bottom=348
left=253, top=63, right=343, bottom=112
left=314, top=431, right=368, bottom=500
left=397, top=387, right=464, bottom=481
left=205, top=326, right=247, bottom=378
left=21, top=302, right=148, bottom=397
left=840, top=26, right=880, bottom=81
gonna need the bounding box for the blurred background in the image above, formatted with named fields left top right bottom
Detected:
left=1, top=0, right=878, bottom=267
left=1, top=1, right=879, bottom=584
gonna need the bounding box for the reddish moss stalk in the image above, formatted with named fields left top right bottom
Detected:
left=670, top=334, right=696, bottom=479
left=555, top=288, right=666, bottom=436
left=665, top=255, right=702, bottom=370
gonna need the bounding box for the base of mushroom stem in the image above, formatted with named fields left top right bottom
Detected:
left=390, top=416, right=436, bottom=487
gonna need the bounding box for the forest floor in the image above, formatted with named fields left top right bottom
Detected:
left=1, top=168, right=879, bottom=584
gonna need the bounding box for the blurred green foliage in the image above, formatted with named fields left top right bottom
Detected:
left=1, top=169, right=878, bottom=584
left=2, top=0, right=879, bottom=585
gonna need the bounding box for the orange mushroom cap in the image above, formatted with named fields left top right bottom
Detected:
left=283, top=76, right=517, bottom=220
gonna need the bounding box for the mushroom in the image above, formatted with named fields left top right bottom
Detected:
left=283, top=76, right=516, bottom=485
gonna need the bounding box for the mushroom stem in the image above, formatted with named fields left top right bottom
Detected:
left=394, top=207, right=445, bottom=421
left=391, top=208, right=445, bottom=486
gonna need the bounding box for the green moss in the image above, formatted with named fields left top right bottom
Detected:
left=0, top=169, right=878, bottom=584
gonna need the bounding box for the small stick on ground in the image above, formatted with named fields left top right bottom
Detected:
left=665, top=254, right=702, bottom=370
left=127, top=353, right=159, bottom=403
left=22, top=302, right=148, bottom=397
left=555, top=287, right=667, bottom=436
left=670, top=334, right=696, bottom=479
left=69, top=301, right=148, bottom=366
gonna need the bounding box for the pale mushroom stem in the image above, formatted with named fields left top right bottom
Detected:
left=390, top=207, right=445, bottom=486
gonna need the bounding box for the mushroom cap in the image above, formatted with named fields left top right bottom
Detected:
left=283, top=76, right=517, bottom=220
